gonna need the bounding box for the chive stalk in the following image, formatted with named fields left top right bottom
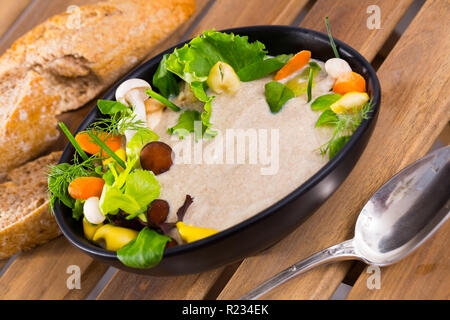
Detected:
left=59, top=122, right=89, bottom=161
left=307, top=68, right=314, bottom=102
left=325, top=17, right=340, bottom=58
left=87, top=132, right=126, bottom=169
left=146, top=89, right=181, bottom=112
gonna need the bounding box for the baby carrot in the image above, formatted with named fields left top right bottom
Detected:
left=68, top=177, right=105, bottom=200
left=75, top=131, right=121, bottom=157
left=274, top=50, right=311, bottom=81
left=333, top=71, right=366, bottom=95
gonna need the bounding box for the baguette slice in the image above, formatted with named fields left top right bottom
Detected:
left=0, top=0, right=195, bottom=175
left=0, top=151, right=62, bottom=259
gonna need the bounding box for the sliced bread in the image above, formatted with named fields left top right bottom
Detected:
left=0, top=151, right=62, bottom=259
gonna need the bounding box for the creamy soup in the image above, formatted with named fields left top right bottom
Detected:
left=148, top=64, right=334, bottom=233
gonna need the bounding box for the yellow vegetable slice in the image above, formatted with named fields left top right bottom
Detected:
left=103, top=148, right=126, bottom=172
left=330, top=92, right=370, bottom=114
left=176, top=222, right=219, bottom=243
left=92, top=224, right=138, bottom=251
left=83, top=218, right=103, bottom=241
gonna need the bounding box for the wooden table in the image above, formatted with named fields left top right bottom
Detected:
left=0, top=0, right=449, bottom=300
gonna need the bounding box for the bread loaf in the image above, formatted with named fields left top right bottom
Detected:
left=0, top=152, right=62, bottom=259
left=0, top=0, right=195, bottom=175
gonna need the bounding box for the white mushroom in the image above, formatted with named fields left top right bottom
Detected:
left=115, top=78, right=151, bottom=142
left=325, top=58, right=352, bottom=79
left=84, top=197, right=105, bottom=224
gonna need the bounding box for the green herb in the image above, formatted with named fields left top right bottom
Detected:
left=99, top=168, right=160, bottom=218
left=325, top=17, right=340, bottom=58
left=97, top=100, right=128, bottom=115
left=126, top=129, right=159, bottom=161
left=311, top=93, right=342, bottom=111
left=152, top=54, right=179, bottom=98
left=164, top=30, right=267, bottom=88
left=59, top=122, right=89, bottom=161
left=117, top=227, right=171, bottom=268
left=72, top=199, right=84, bottom=220
left=315, top=109, right=339, bottom=127
left=146, top=89, right=180, bottom=112
left=237, top=54, right=293, bottom=82
left=48, top=156, right=97, bottom=211
left=201, top=98, right=217, bottom=139
left=167, top=109, right=201, bottom=139
left=319, top=99, right=373, bottom=159
left=88, top=109, right=147, bottom=137
left=307, top=68, right=314, bottom=102
left=87, top=132, right=126, bottom=169
left=264, top=81, right=295, bottom=113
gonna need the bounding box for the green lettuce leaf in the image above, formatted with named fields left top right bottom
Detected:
left=152, top=54, right=179, bottom=98
left=315, top=109, right=339, bottom=127
left=97, top=100, right=128, bottom=115
left=167, top=109, right=201, bottom=139
left=237, top=54, right=293, bottom=82
left=165, top=30, right=267, bottom=86
left=126, top=129, right=159, bottom=161
left=311, top=93, right=342, bottom=111
left=329, top=135, right=350, bottom=159
left=117, top=227, right=171, bottom=269
left=264, top=81, right=295, bottom=113
left=124, top=170, right=161, bottom=219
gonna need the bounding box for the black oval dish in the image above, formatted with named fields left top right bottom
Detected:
left=54, top=26, right=381, bottom=276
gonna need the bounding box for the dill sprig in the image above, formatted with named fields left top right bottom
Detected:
left=319, top=99, right=373, bottom=159
left=87, top=110, right=148, bottom=137
left=48, top=154, right=99, bottom=212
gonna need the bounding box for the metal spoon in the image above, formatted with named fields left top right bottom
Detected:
left=240, top=145, right=450, bottom=300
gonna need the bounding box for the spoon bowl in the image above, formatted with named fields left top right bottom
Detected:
left=241, top=146, right=450, bottom=300
left=354, top=145, right=450, bottom=265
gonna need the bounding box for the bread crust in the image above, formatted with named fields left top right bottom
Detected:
left=0, top=152, right=62, bottom=259
left=0, top=0, right=195, bottom=175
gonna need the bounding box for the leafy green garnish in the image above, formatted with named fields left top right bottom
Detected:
left=311, top=93, right=342, bottom=111
left=48, top=156, right=97, bottom=211
left=146, top=89, right=180, bottom=112
left=126, top=129, right=159, bottom=161
left=117, top=227, right=171, bottom=269
left=315, top=109, right=339, bottom=127
left=264, top=81, right=295, bottom=113
left=72, top=199, right=84, bottom=220
left=97, top=100, right=128, bottom=115
left=201, top=98, right=217, bottom=139
left=152, top=54, right=179, bottom=98
left=99, top=167, right=160, bottom=218
left=167, top=109, right=201, bottom=139
left=164, top=30, right=267, bottom=87
left=237, top=54, right=293, bottom=82
left=319, top=99, right=373, bottom=159
left=325, top=17, right=340, bottom=58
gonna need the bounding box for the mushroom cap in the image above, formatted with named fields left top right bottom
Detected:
left=115, top=78, right=151, bottom=105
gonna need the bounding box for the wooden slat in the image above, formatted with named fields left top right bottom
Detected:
left=0, top=0, right=32, bottom=39
left=0, top=237, right=109, bottom=299
left=347, top=221, right=450, bottom=299
left=98, top=0, right=312, bottom=300
left=346, top=0, right=450, bottom=300
left=300, top=0, right=414, bottom=62
left=0, top=0, right=211, bottom=299
left=218, top=0, right=424, bottom=300
left=190, top=0, right=310, bottom=35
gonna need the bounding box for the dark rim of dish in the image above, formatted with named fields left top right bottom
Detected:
left=54, top=25, right=381, bottom=261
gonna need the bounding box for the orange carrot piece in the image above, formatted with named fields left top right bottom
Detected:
left=274, top=50, right=311, bottom=81
left=68, top=177, right=105, bottom=200
left=75, top=131, right=121, bottom=157
left=333, top=71, right=366, bottom=95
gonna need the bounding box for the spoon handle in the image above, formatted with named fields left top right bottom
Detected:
left=239, top=239, right=360, bottom=300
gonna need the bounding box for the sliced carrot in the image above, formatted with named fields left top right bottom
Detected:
left=333, top=71, right=366, bottom=95
left=68, top=177, right=105, bottom=200
left=75, top=131, right=121, bottom=157
left=274, top=50, right=311, bottom=81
